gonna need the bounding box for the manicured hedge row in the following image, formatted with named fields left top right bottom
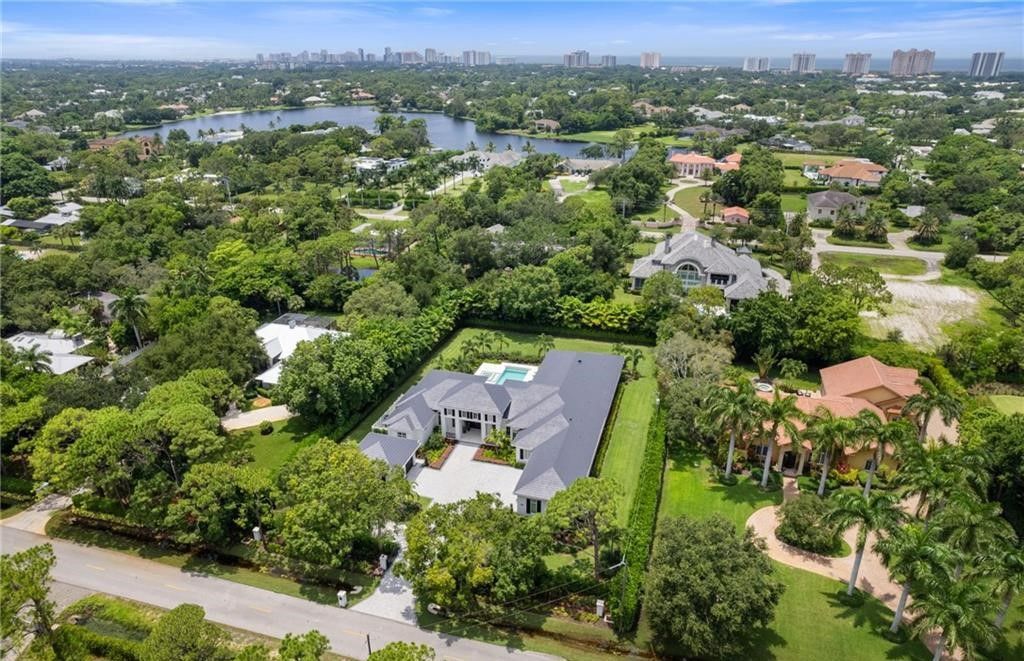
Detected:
left=614, top=404, right=665, bottom=633
left=462, top=317, right=655, bottom=346
left=0, top=490, right=32, bottom=504
left=53, top=624, right=143, bottom=661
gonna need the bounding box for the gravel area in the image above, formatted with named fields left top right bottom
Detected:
left=864, top=279, right=980, bottom=348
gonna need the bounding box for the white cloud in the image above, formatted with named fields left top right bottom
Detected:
left=2, top=27, right=246, bottom=59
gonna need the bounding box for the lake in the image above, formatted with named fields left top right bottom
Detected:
left=122, top=105, right=595, bottom=157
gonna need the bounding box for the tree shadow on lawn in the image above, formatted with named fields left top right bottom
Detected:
left=822, top=590, right=931, bottom=661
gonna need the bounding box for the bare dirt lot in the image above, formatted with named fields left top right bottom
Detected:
left=862, top=279, right=980, bottom=348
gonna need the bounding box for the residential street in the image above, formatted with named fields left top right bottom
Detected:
left=0, top=525, right=556, bottom=661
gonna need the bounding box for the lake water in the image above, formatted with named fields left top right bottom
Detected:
left=122, top=105, right=595, bottom=157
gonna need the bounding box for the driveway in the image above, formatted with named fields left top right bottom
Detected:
left=351, top=523, right=417, bottom=625
left=411, top=443, right=521, bottom=509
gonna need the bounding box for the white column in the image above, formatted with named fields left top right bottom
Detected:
left=455, top=415, right=463, bottom=441
left=440, top=414, right=448, bottom=437
left=796, top=449, right=807, bottom=475
left=775, top=448, right=785, bottom=472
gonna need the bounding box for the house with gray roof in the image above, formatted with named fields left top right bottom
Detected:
left=629, top=232, right=785, bottom=305
left=807, top=190, right=867, bottom=221
left=362, top=350, right=623, bottom=515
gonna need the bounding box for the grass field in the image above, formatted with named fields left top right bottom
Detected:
left=773, top=151, right=851, bottom=168
left=643, top=444, right=934, bottom=661
left=672, top=185, right=710, bottom=216
left=244, top=417, right=324, bottom=474
left=825, top=235, right=894, bottom=249
left=819, top=252, right=928, bottom=276
left=781, top=192, right=807, bottom=213
left=783, top=170, right=817, bottom=189
left=990, top=395, right=1024, bottom=415
left=557, top=178, right=588, bottom=194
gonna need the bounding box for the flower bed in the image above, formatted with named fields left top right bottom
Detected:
left=473, top=445, right=517, bottom=466
left=420, top=441, right=456, bottom=469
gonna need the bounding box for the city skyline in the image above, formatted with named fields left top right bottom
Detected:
left=1, top=1, right=1022, bottom=61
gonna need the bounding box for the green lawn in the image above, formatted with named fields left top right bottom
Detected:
left=825, top=234, right=894, bottom=249
left=781, top=192, right=806, bottom=213
left=672, top=185, right=711, bottom=217
left=990, top=395, right=1024, bottom=415
left=658, top=445, right=782, bottom=532
left=558, top=178, right=588, bottom=194
left=645, top=445, right=934, bottom=660
left=818, top=252, right=928, bottom=276
left=242, top=417, right=324, bottom=475
left=783, top=169, right=816, bottom=189
left=772, top=151, right=851, bottom=168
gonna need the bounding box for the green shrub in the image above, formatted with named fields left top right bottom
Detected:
left=53, top=625, right=144, bottom=661
left=775, top=495, right=842, bottom=555
left=1, top=476, right=34, bottom=495
left=833, top=467, right=859, bottom=486
left=748, top=467, right=782, bottom=490
left=614, top=405, right=665, bottom=633
left=258, top=420, right=274, bottom=435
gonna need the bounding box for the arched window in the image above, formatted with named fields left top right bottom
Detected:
left=676, top=263, right=702, bottom=290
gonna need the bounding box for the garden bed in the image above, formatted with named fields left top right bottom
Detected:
left=473, top=445, right=517, bottom=466
left=420, top=440, right=456, bottom=469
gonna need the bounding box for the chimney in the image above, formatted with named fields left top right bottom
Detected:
left=663, top=232, right=672, bottom=253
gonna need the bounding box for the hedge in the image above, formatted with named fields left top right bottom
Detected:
left=462, top=318, right=655, bottom=346
left=1, top=490, right=32, bottom=504
left=52, top=624, right=143, bottom=661
left=613, top=405, right=665, bottom=632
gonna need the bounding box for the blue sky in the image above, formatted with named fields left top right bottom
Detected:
left=2, top=1, right=1022, bottom=61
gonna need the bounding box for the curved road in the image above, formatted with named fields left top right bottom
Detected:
left=0, top=523, right=554, bottom=661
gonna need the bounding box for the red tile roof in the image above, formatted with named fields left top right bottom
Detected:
left=723, top=152, right=743, bottom=163
left=819, top=356, right=920, bottom=401
left=722, top=206, right=749, bottom=219
left=755, top=390, right=885, bottom=450
left=669, top=152, right=716, bottom=165
left=716, top=161, right=740, bottom=172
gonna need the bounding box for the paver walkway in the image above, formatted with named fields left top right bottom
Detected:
left=747, top=478, right=949, bottom=659
left=351, top=524, right=417, bottom=624
left=220, top=404, right=293, bottom=431
left=410, top=443, right=521, bottom=509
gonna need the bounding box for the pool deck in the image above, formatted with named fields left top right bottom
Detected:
left=474, top=361, right=539, bottom=385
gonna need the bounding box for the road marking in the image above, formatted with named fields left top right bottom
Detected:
left=163, top=583, right=188, bottom=592
left=85, top=564, right=106, bottom=572
left=249, top=606, right=272, bottom=614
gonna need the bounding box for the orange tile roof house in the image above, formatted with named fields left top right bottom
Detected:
left=669, top=152, right=716, bottom=177
left=817, top=158, right=889, bottom=188
left=820, top=356, right=921, bottom=414
left=721, top=206, right=750, bottom=224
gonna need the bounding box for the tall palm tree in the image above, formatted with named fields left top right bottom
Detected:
left=893, top=440, right=965, bottom=521
left=14, top=345, right=52, bottom=373
left=758, top=391, right=803, bottom=489
left=704, top=381, right=764, bottom=479
left=935, top=495, right=1015, bottom=578
left=902, top=377, right=963, bottom=443
left=535, top=334, right=555, bottom=358
left=979, top=539, right=1024, bottom=629
left=854, top=413, right=914, bottom=498
left=825, top=490, right=906, bottom=596
left=875, top=523, right=954, bottom=634
left=111, top=290, right=149, bottom=349
left=914, top=213, right=942, bottom=245
left=910, top=578, right=999, bottom=661
left=804, top=407, right=858, bottom=497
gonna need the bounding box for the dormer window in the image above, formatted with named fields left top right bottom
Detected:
left=676, top=263, right=702, bottom=290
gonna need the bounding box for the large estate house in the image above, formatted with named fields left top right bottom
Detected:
left=750, top=356, right=922, bottom=476
left=629, top=232, right=787, bottom=305
left=360, top=350, right=623, bottom=515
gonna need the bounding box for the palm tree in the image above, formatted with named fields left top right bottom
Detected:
left=111, top=290, right=149, bottom=349
left=894, top=440, right=966, bottom=521
left=704, top=381, right=763, bottom=479
left=535, top=333, right=555, bottom=358
left=825, top=490, right=906, bottom=596
left=485, top=140, right=496, bottom=153
left=804, top=407, right=858, bottom=497
left=834, top=206, right=858, bottom=238
left=624, top=347, right=644, bottom=376
left=980, top=539, right=1024, bottom=629
left=914, top=213, right=942, bottom=245
left=14, top=346, right=52, bottom=373
left=875, top=523, right=953, bottom=634
left=902, top=377, right=963, bottom=443
left=935, top=495, right=1015, bottom=578
left=854, top=413, right=914, bottom=497
left=910, top=578, right=999, bottom=661
left=758, top=391, right=803, bottom=489
left=753, top=347, right=776, bottom=382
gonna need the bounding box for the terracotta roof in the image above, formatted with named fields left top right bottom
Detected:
left=755, top=390, right=885, bottom=449
left=669, top=152, right=716, bottom=165
left=722, top=206, right=749, bottom=218
left=819, top=159, right=888, bottom=183
left=819, top=356, right=920, bottom=401
left=716, top=162, right=740, bottom=172
left=723, top=152, right=743, bottom=163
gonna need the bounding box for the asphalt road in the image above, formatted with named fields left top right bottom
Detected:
left=0, top=526, right=556, bottom=661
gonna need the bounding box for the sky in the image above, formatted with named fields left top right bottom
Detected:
left=1, top=1, right=1022, bottom=62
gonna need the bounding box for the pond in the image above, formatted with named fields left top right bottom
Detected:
left=122, top=105, right=596, bottom=157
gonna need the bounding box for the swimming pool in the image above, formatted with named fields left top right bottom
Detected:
left=496, top=366, right=531, bottom=384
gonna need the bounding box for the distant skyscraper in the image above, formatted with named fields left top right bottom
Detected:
left=256, top=53, right=264, bottom=65
left=842, top=53, right=872, bottom=75
left=969, top=51, right=1004, bottom=78
left=462, top=50, right=490, bottom=66
left=790, top=52, right=816, bottom=73
left=358, top=48, right=364, bottom=62
left=563, top=50, right=590, bottom=67
left=640, top=52, right=661, bottom=69
left=743, top=56, right=771, bottom=72
left=424, top=48, right=438, bottom=64
left=600, top=55, right=617, bottom=67
left=383, top=46, right=393, bottom=64
left=889, top=49, right=935, bottom=76
left=366, top=53, right=376, bottom=62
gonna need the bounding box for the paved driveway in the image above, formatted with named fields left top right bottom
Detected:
left=410, top=443, right=521, bottom=509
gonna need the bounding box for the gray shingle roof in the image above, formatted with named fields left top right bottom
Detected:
left=359, top=433, right=418, bottom=469
left=807, top=190, right=860, bottom=209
